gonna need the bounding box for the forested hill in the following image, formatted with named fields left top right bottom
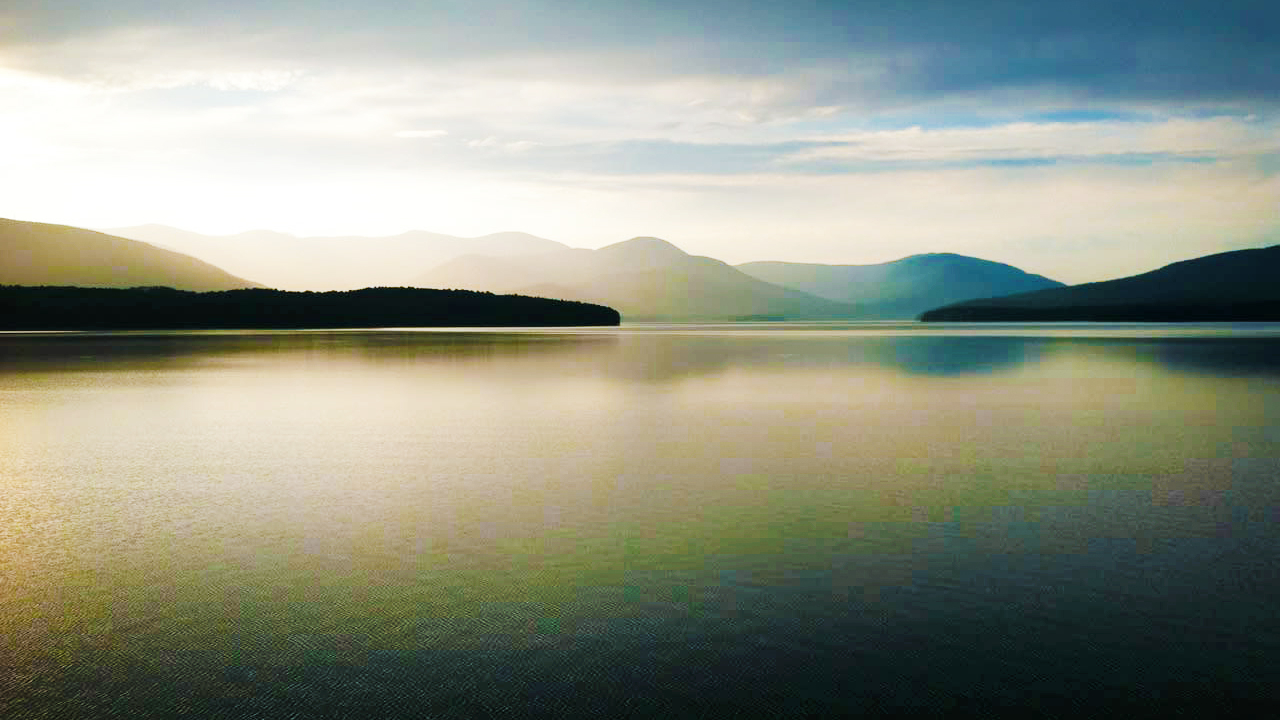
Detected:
left=0, top=286, right=620, bottom=329
left=920, top=245, right=1280, bottom=322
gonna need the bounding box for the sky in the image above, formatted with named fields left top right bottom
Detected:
left=1, top=0, right=1277, bottom=283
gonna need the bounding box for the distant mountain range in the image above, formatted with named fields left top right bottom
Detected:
left=920, top=245, right=1280, bottom=321
left=106, top=224, right=569, bottom=291
left=1, top=218, right=260, bottom=291
left=46, top=215, right=1280, bottom=323
left=410, top=237, right=856, bottom=320
left=11, top=217, right=1076, bottom=320
left=737, top=254, right=1063, bottom=320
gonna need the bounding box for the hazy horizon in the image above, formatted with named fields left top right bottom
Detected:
left=91, top=219, right=1280, bottom=288
left=3, top=1, right=1278, bottom=284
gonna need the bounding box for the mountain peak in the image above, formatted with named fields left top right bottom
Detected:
left=896, top=252, right=980, bottom=265
left=735, top=252, right=1063, bottom=317
left=473, top=231, right=545, bottom=241
left=596, top=237, right=689, bottom=267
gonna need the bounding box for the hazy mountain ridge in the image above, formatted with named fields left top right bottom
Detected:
left=920, top=245, right=1280, bottom=321
left=106, top=225, right=570, bottom=291
left=13, top=217, right=1101, bottom=321
left=1, top=218, right=262, bottom=291
left=737, top=253, right=1064, bottom=319
left=411, top=237, right=857, bottom=320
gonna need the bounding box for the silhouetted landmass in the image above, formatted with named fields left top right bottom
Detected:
left=920, top=245, right=1280, bottom=321
left=920, top=303, right=1280, bottom=322
left=1, top=217, right=262, bottom=290
left=737, top=253, right=1063, bottom=319
left=0, top=286, right=620, bottom=330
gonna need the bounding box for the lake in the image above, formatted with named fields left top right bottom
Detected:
left=2, top=323, right=1279, bottom=717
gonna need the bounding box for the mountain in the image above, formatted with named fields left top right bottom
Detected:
left=105, top=225, right=570, bottom=291
left=737, top=253, right=1063, bottom=319
left=410, top=237, right=856, bottom=320
left=1, top=218, right=261, bottom=291
left=920, top=245, right=1280, bottom=321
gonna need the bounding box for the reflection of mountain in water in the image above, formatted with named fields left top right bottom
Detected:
left=1078, top=337, right=1280, bottom=379
left=594, top=332, right=1053, bottom=382
left=13, top=327, right=1273, bottom=386
left=594, top=328, right=1277, bottom=382
left=866, top=336, right=1050, bottom=376
left=0, top=331, right=618, bottom=375
left=0, top=329, right=1059, bottom=382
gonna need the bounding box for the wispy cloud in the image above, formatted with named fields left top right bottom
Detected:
left=779, top=117, right=1280, bottom=169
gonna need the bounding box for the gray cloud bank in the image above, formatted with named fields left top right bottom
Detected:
left=4, top=0, right=1278, bottom=108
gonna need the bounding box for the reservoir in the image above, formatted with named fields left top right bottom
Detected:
left=3, top=323, right=1279, bottom=716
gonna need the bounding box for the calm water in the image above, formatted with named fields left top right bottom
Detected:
left=2, top=323, right=1279, bottom=717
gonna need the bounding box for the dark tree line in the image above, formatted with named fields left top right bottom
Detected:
left=0, top=286, right=621, bottom=329
left=919, top=303, right=1280, bottom=322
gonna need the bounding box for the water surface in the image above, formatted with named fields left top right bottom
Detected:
left=3, top=323, right=1279, bottom=717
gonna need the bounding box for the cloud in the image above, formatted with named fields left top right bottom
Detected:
left=779, top=117, right=1280, bottom=170
left=393, top=129, right=448, bottom=139
left=205, top=70, right=299, bottom=92
left=582, top=159, right=1280, bottom=283
left=1, top=0, right=1277, bottom=283
left=4, top=1, right=1277, bottom=109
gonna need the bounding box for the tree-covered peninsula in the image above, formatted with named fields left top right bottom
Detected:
left=0, top=286, right=621, bottom=329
